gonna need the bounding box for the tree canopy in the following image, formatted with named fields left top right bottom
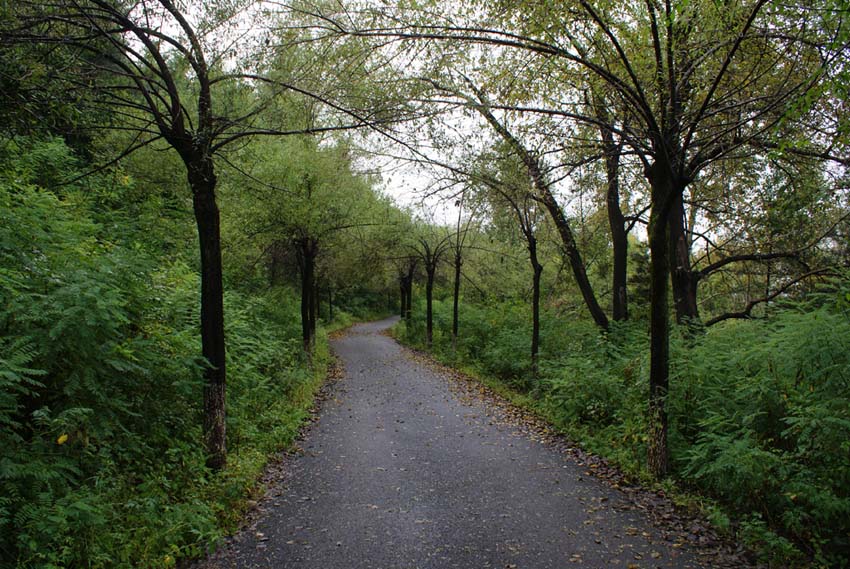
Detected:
left=1, top=0, right=849, bottom=566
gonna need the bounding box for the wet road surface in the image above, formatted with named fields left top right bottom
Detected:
left=199, top=317, right=712, bottom=568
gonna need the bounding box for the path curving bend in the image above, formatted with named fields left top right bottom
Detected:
left=201, top=316, right=713, bottom=568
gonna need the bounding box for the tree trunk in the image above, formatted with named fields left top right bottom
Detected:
left=328, top=287, right=334, bottom=322
left=189, top=164, right=227, bottom=472
left=405, top=279, right=412, bottom=320
left=452, top=252, right=461, bottom=352
left=425, top=266, right=435, bottom=348
left=537, top=190, right=609, bottom=330
left=604, top=142, right=628, bottom=321
left=403, top=262, right=415, bottom=322
left=646, top=170, right=673, bottom=479
left=531, top=257, right=543, bottom=377
left=268, top=244, right=280, bottom=287
left=311, top=282, right=318, bottom=343
left=297, top=239, right=316, bottom=354
left=400, top=280, right=407, bottom=318
left=669, top=194, right=700, bottom=325
left=299, top=257, right=311, bottom=353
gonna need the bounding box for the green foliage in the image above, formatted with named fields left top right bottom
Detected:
left=399, top=298, right=533, bottom=384
left=0, top=137, right=331, bottom=568
left=220, top=135, right=392, bottom=292
left=671, top=285, right=850, bottom=566
left=332, top=288, right=394, bottom=321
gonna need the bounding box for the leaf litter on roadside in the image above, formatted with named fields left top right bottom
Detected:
left=402, top=346, right=760, bottom=569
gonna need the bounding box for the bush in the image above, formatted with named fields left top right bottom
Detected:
left=0, top=139, right=327, bottom=568
left=672, top=287, right=850, bottom=565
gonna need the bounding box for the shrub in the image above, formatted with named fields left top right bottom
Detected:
left=0, top=139, right=326, bottom=568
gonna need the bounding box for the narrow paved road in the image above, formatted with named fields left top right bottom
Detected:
left=202, top=317, right=714, bottom=568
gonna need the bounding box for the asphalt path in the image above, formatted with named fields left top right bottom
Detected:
left=200, top=316, right=715, bottom=568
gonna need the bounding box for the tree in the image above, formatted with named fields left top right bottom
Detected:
left=661, top=153, right=848, bottom=327
left=1, top=0, right=381, bottom=469
left=2, top=0, right=246, bottom=470
left=398, top=257, right=417, bottom=320
left=224, top=136, right=382, bottom=352
left=590, top=93, right=631, bottom=321
left=449, top=190, right=479, bottom=352
left=410, top=224, right=453, bottom=348
left=424, top=77, right=611, bottom=329
left=475, top=148, right=549, bottom=374
left=322, top=0, right=850, bottom=476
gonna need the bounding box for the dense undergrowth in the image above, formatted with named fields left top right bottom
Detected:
left=0, top=138, right=339, bottom=568
left=396, top=288, right=850, bottom=567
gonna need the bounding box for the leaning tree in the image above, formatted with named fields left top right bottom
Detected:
left=316, top=0, right=849, bottom=476
left=1, top=0, right=388, bottom=469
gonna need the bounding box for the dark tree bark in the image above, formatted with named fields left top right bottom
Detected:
left=402, top=259, right=416, bottom=322
left=412, top=236, right=449, bottom=349
left=299, top=254, right=312, bottom=353
left=188, top=158, right=227, bottom=471
left=311, top=282, right=319, bottom=340
left=425, top=263, right=436, bottom=348
left=268, top=242, right=284, bottom=286
left=450, top=192, right=473, bottom=352
left=451, top=250, right=462, bottom=352
left=529, top=236, right=543, bottom=376
left=296, top=237, right=319, bottom=354
left=600, top=127, right=629, bottom=322
left=647, top=226, right=670, bottom=476
left=647, top=213, right=670, bottom=478
left=668, top=194, right=700, bottom=325
left=645, top=161, right=681, bottom=479
left=404, top=277, right=413, bottom=320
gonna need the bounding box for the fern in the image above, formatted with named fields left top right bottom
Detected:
left=0, top=339, right=46, bottom=437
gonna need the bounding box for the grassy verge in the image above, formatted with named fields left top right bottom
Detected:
left=199, top=329, right=334, bottom=538
left=191, top=311, right=390, bottom=549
